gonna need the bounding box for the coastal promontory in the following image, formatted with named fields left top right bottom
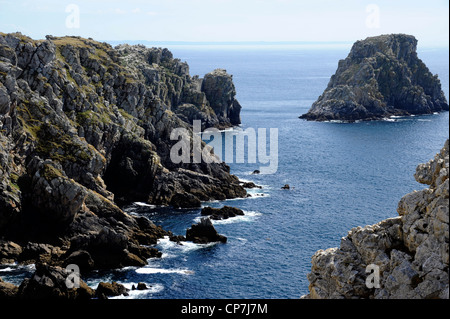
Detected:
left=300, top=34, right=449, bottom=121
left=0, top=32, right=245, bottom=274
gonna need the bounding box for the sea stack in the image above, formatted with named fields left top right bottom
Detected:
left=300, top=34, right=449, bottom=122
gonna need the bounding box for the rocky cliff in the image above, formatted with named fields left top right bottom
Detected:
left=300, top=34, right=449, bottom=121
left=303, top=140, right=449, bottom=299
left=0, top=32, right=245, bottom=271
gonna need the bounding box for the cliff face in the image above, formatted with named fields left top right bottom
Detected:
left=300, top=34, right=449, bottom=121
left=303, top=140, right=449, bottom=299
left=0, top=33, right=245, bottom=270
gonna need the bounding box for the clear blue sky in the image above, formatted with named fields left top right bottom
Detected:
left=1, top=0, right=448, bottom=47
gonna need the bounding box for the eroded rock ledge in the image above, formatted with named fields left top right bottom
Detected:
left=303, top=140, right=449, bottom=299
left=300, top=34, right=449, bottom=122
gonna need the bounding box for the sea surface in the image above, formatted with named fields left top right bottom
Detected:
left=1, top=44, right=448, bottom=299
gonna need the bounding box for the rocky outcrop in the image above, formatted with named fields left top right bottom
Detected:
left=185, top=218, right=227, bottom=244
left=0, top=262, right=133, bottom=299
left=303, top=140, right=449, bottom=299
left=300, top=34, right=449, bottom=122
left=201, top=206, right=244, bottom=220
left=0, top=32, right=245, bottom=273
left=201, top=69, right=242, bottom=127
left=95, top=281, right=129, bottom=299
left=17, top=263, right=95, bottom=300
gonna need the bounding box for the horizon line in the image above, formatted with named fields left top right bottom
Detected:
left=103, top=39, right=449, bottom=49
left=105, top=40, right=353, bottom=45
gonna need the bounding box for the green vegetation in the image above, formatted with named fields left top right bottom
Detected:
left=41, top=163, right=64, bottom=181
left=76, top=107, right=112, bottom=126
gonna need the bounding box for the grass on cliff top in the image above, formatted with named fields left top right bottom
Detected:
left=53, top=36, right=107, bottom=49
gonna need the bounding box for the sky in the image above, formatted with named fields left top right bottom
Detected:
left=0, top=0, right=449, bottom=47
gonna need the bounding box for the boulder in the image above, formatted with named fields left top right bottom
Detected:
left=63, top=250, right=95, bottom=272
left=0, top=240, right=22, bottom=263
left=201, top=206, right=244, bottom=220
left=241, top=182, right=262, bottom=189
left=95, top=281, right=129, bottom=299
left=0, top=278, right=18, bottom=299
left=186, top=218, right=227, bottom=244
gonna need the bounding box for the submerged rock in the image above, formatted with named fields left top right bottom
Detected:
left=201, top=206, right=244, bottom=220
left=241, top=181, right=262, bottom=189
left=303, top=139, right=449, bottom=299
left=300, top=34, right=449, bottom=122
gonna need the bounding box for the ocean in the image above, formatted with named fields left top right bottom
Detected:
left=1, top=44, right=448, bottom=299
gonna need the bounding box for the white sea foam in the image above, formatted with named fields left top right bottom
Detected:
left=133, top=202, right=157, bottom=208
left=135, top=267, right=194, bottom=275
left=0, top=263, right=35, bottom=272
left=157, top=236, right=218, bottom=253
left=194, top=210, right=261, bottom=225
left=109, top=283, right=164, bottom=299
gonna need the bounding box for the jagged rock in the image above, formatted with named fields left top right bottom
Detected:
left=303, top=139, right=449, bottom=299
left=95, top=281, right=129, bottom=299
left=241, top=181, right=262, bottom=189
left=186, top=218, right=227, bottom=244
left=17, top=263, right=95, bottom=299
left=18, top=242, right=64, bottom=265
left=0, top=240, right=22, bottom=263
left=0, top=32, right=246, bottom=276
left=300, top=34, right=449, bottom=122
left=136, top=282, right=148, bottom=290
left=202, top=69, right=242, bottom=126
left=201, top=206, right=244, bottom=220
left=0, top=277, right=18, bottom=299
left=63, top=250, right=95, bottom=272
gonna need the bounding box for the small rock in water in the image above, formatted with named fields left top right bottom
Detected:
left=186, top=218, right=227, bottom=244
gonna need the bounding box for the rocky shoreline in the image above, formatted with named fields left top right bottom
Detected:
left=302, top=140, right=449, bottom=299
left=0, top=32, right=247, bottom=291
left=300, top=34, right=449, bottom=122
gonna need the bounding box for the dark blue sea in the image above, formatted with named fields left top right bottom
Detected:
left=1, top=45, right=449, bottom=299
